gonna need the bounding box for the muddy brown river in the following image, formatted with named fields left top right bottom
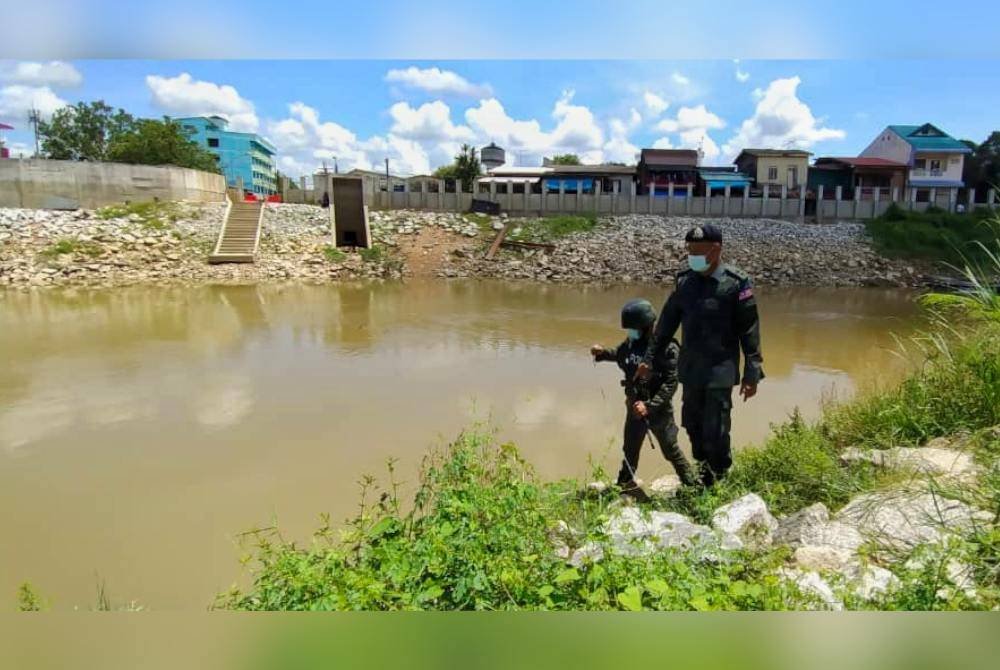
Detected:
left=0, top=281, right=924, bottom=609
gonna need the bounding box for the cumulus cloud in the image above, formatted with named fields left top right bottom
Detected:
left=604, top=107, right=641, bottom=164
left=388, top=100, right=474, bottom=143
left=655, top=104, right=725, bottom=134
left=652, top=104, right=726, bottom=161
left=385, top=66, right=492, bottom=98
left=721, top=76, right=845, bottom=161
left=642, top=91, right=669, bottom=117
left=266, top=101, right=437, bottom=177
left=734, top=59, right=750, bottom=83
left=652, top=137, right=674, bottom=149
left=0, top=84, right=67, bottom=123
left=671, top=72, right=690, bottom=87
left=1, top=61, right=82, bottom=87
left=465, top=90, right=605, bottom=165
left=145, top=72, right=259, bottom=132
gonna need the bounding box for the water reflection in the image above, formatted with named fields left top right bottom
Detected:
left=0, top=281, right=923, bottom=609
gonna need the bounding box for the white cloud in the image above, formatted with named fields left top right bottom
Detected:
left=752, top=87, right=765, bottom=101
left=465, top=90, right=605, bottom=164
left=604, top=107, right=641, bottom=164
left=1, top=61, right=82, bottom=88
left=642, top=91, right=669, bottom=117
left=145, top=72, right=259, bottom=132
left=652, top=137, right=674, bottom=149
left=652, top=104, right=726, bottom=161
left=734, top=59, right=750, bottom=83
left=385, top=66, right=492, bottom=98
left=266, top=101, right=438, bottom=176
left=0, top=84, right=67, bottom=124
left=721, top=76, right=846, bottom=161
left=388, top=100, right=474, bottom=142
left=671, top=72, right=690, bottom=87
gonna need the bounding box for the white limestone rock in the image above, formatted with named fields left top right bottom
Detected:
left=836, top=490, right=991, bottom=554
left=774, top=502, right=829, bottom=547
left=850, top=565, right=900, bottom=601
left=649, top=474, right=683, bottom=498
left=777, top=568, right=843, bottom=611
left=711, top=493, right=779, bottom=550
left=840, top=446, right=978, bottom=480
left=793, top=545, right=856, bottom=572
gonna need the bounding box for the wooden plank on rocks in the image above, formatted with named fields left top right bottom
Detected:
left=484, top=221, right=513, bottom=260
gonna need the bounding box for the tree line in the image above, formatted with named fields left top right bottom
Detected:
left=37, top=100, right=221, bottom=173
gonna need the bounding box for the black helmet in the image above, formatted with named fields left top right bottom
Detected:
left=621, top=299, right=657, bottom=329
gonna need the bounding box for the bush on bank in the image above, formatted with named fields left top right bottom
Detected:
left=865, top=203, right=999, bottom=266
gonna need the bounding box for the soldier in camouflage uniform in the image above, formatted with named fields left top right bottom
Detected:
left=591, top=299, right=697, bottom=491
left=636, top=224, right=764, bottom=486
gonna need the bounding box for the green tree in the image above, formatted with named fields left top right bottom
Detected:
left=38, top=100, right=135, bottom=160
left=434, top=143, right=480, bottom=191
left=961, top=132, right=1000, bottom=193
left=549, top=153, right=581, bottom=165
left=107, top=118, right=220, bottom=173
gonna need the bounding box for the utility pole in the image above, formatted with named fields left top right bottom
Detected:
left=385, top=157, right=390, bottom=193
left=333, top=156, right=338, bottom=174
left=27, top=107, right=41, bottom=157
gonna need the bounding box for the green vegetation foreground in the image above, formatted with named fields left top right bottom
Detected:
left=219, top=236, right=1000, bottom=612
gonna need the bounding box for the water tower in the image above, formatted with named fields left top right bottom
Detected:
left=480, top=142, right=505, bottom=171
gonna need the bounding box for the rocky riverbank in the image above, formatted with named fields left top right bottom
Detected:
left=439, top=214, right=927, bottom=287
left=566, top=429, right=996, bottom=609
left=0, top=203, right=928, bottom=290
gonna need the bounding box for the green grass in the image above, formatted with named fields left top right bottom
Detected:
left=865, top=203, right=1000, bottom=266
left=508, top=213, right=598, bottom=243
left=96, top=200, right=181, bottom=230
left=323, top=245, right=347, bottom=263
left=38, top=238, right=103, bottom=258
left=16, top=583, right=45, bottom=612
left=359, top=245, right=384, bottom=263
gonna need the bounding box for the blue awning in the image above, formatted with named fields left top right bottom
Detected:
left=545, top=178, right=593, bottom=191
left=909, top=180, right=964, bottom=188
left=706, top=179, right=751, bottom=189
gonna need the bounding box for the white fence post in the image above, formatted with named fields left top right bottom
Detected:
left=667, top=183, right=674, bottom=215
left=630, top=181, right=636, bottom=213
left=817, top=185, right=825, bottom=222
left=648, top=183, right=655, bottom=214
left=723, top=185, right=730, bottom=216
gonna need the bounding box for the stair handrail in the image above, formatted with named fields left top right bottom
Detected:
left=252, top=201, right=264, bottom=257
left=212, top=189, right=235, bottom=257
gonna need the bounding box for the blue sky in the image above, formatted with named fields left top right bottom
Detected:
left=1, top=59, right=998, bottom=176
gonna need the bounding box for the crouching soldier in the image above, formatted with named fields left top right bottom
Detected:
left=590, top=299, right=697, bottom=492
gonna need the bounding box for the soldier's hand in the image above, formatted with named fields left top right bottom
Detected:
left=740, top=382, right=758, bottom=402
left=634, top=362, right=651, bottom=381
left=590, top=344, right=603, bottom=359
left=633, top=401, right=648, bottom=418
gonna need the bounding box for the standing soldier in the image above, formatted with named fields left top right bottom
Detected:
left=636, top=224, right=764, bottom=486
left=591, top=299, right=697, bottom=494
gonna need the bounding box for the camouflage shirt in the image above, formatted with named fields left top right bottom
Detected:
left=643, top=264, right=765, bottom=388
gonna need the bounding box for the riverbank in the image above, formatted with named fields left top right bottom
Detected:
left=220, top=305, right=1000, bottom=611
left=0, top=203, right=930, bottom=290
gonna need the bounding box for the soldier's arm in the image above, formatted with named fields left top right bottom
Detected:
left=734, top=278, right=765, bottom=385
left=592, top=341, right=623, bottom=362
left=644, top=341, right=680, bottom=419
left=641, top=289, right=683, bottom=369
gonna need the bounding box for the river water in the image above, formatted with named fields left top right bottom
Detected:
left=0, top=281, right=923, bottom=609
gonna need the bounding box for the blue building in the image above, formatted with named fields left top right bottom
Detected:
left=177, top=116, right=277, bottom=196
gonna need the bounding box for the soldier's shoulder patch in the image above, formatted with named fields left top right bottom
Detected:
left=738, top=285, right=754, bottom=301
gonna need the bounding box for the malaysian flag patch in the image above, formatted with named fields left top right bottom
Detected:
left=738, top=287, right=754, bottom=301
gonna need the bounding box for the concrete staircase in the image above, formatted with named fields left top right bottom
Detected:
left=209, top=199, right=264, bottom=264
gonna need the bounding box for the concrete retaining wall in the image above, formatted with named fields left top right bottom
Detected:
left=0, top=159, right=227, bottom=209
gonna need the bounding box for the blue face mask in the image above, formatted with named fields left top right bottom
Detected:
left=626, top=328, right=642, bottom=341
left=688, top=254, right=709, bottom=272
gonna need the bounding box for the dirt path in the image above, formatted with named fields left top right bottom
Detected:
left=397, top=226, right=478, bottom=278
